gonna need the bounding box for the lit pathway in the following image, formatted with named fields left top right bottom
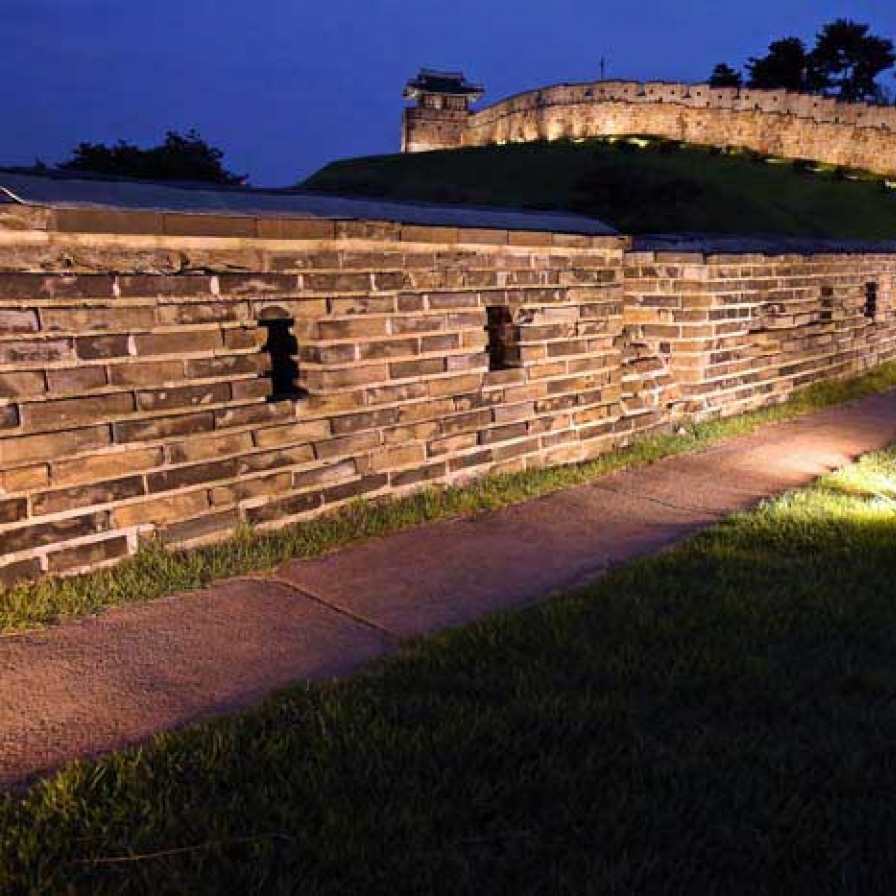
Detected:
left=3, top=390, right=896, bottom=789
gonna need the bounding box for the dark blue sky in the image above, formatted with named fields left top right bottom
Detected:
left=4, top=1, right=895, bottom=186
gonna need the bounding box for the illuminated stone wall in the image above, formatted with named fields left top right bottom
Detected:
left=1, top=204, right=894, bottom=585
left=408, top=80, right=896, bottom=175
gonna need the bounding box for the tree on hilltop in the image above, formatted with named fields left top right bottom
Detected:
left=811, top=18, right=895, bottom=102
left=708, top=64, right=743, bottom=88
left=744, top=21, right=895, bottom=101
left=746, top=38, right=813, bottom=91
left=59, top=130, right=245, bottom=184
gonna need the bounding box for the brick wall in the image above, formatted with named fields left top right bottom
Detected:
left=410, top=80, right=896, bottom=177
left=624, top=251, right=896, bottom=419
left=1, top=206, right=894, bottom=586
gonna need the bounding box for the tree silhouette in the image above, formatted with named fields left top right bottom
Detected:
left=708, top=64, right=743, bottom=88
left=59, top=130, right=245, bottom=184
left=811, top=19, right=895, bottom=102
left=746, top=38, right=812, bottom=91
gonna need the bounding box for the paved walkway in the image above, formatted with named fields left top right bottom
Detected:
left=3, top=391, right=896, bottom=789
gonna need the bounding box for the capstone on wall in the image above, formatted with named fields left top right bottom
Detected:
left=0, top=205, right=894, bottom=586
left=408, top=79, right=896, bottom=175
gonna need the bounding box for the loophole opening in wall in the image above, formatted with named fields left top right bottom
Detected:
left=864, top=282, right=879, bottom=321
left=261, top=318, right=305, bottom=401
left=486, top=306, right=514, bottom=371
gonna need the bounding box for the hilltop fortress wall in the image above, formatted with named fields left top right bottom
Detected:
left=417, top=80, right=896, bottom=175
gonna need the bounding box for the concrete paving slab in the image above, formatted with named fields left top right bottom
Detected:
left=275, top=488, right=708, bottom=638
left=0, top=579, right=391, bottom=788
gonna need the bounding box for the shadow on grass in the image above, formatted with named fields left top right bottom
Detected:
left=3, top=453, right=896, bottom=894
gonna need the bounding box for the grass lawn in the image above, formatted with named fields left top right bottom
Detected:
left=5, top=364, right=896, bottom=635
left=3, top=441, right=896, bottom=893
left=303, top=137, right=896, bottom=239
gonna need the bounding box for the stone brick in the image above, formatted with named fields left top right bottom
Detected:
left=113, top=413, right=215, bottom=444
left=322, top=474, right=389, bottom=503
left=357, top=339, right=419, bottom=361
left=167, top=432, right=254, bottom=465
left=245, top=491, right=322, bottom=524
left=52, top=209, right=162, bottom=236
left=314, top=430, right=381, bottom=461
left=184, top=355, right=264, bottom=379
left=112, top=491, right=210, bottom=528
left=0, top=406, right=19, bottom=430
left=0, top=273, right=114, bottom=300
left=217, top=274, right=298, bottom=296
left=479, top=422, right=528, bottom=445
left=52, top=447, right=164, bottom=487
left=0, top=308, right=39, bottom=332
left=213, top=401, right=295, bottom=430
left=33, top=476, right=145, bottom=515
left=223, top=328, right=265, bottom=351
left=0, top=426, right=111, bottom=466
left=0, top=557, right=42, bottom=588
left=0, top=339, right=74, bottom=365
left=317, top=318, right=389, bottom=340
left=147, top=458, right=239, bottom=493
left=117, top=275, right=212, bottom=298
left=2, top=511, right=109, bottom=554
left=163, top=214, right=256, bottom=238
left=107, top=360, right=185, bottom=387
left=369, top=444, right=425, bottom=472
left=304, top=272, right=372, bottom=294
left=257, top=219, right=336, bottom=240
left=161, top=509, right=240, bottom=545
left=390, top=358, right=444, bottom=379
left=133, top=330, right=222, bottom=356
left=136, top=383, right=231, bottom=412
left=0, top=496, right=27, bottom=524
left=447, top=448, right=494, bottom=471
left=0, top=463, right=48, bottom=493
left=306, top=365, right=390, bottom=391
left=46, top=535, right=131, bottom=573
left=401, top=225, right=459, bottom=244
left=157, top=302, right=249, bottom=325
left=238, top=444, right=316, bottom=474
left=40, top=306, right=156, bottom=332
left=76, top=334, right=131, bottom=360
left=330, top=409, right=398, bottom=437
left=46, top=366, right=108, bottom=394
left=209, top=472, right=292, bottom=506
left=428, top=291, right=480, bottom=310
left=0, top=372, right=46, bottom=398
left=291, top=460, right=356, bottom=491
left=21, top=393, right=135, bottom=429
left=390, top=462, right=448, bottom=489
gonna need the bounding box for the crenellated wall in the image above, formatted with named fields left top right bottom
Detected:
left=1, top=203, right=895, bottom=586
left=408, top=80, right=896, bottom=175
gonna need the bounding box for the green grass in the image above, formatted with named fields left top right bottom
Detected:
left=303, top=137, right=896, bottom=238
left=5, top=363, right=896, bottom=636
left=4, top=439, right=896, bottom=892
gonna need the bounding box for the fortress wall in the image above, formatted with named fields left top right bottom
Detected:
left=1, top=205, right=895, bottom=585
left=0, top=207, right=631, bottom=585
left=460, top=82, right=896, bottom=175
left=624, top=251, right=896, bottom=419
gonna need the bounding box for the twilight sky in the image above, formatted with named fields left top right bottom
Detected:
left=4, top=0, right=896, bottom=186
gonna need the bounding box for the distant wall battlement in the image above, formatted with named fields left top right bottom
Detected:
left=405, top=78, right=896, bottom=175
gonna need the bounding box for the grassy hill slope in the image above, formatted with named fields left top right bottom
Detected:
left=303, top=138, right=896, bottom=239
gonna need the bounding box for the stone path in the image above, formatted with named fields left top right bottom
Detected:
left=3, top=390, right=896, bottom=789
